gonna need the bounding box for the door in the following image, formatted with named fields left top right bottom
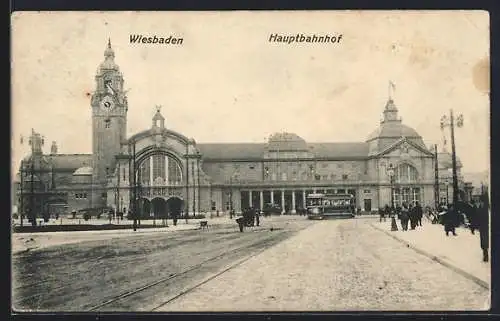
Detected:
left=364, top=199, right=372, bottom=212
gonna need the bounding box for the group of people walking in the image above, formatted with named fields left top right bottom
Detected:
left=438, top=196, right=490, bottom=262
left=379, top=202, right=423, bottom=231
left=380, top=195, right=490, bottom=263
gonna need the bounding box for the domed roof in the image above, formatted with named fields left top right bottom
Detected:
left=366, top=122, right=422, bottom=141
left=267, top=132, right=308, bottom=151
left=73, top=166, right=93, bottom=176
left=366, top=98, right=422, bottom=142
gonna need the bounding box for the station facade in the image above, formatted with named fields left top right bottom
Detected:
left=16, top=41, right=462, bottom=218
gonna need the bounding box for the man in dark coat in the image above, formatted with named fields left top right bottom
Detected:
left=477, top=195, right=489, bottom=262
left=443, top=204, right=458, bottom=236
left=414, top=202, right=423, bottom=227
left=465, top=201, right=479, bottom=234
left=384, top=204, right=391, bottom=219
left=379, top=207, right=386, bottom=222
left=409, top=203, right=417, bottom=230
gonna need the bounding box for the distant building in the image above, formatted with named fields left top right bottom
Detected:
left=16, top=40, right=473, bottom=218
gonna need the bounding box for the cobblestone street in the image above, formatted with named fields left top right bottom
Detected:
left=160, top=218, right=489, bottom=311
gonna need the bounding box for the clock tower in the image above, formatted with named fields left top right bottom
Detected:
left=91, top=39, right=128, bottom=205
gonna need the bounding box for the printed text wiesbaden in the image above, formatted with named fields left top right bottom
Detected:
left=268, top=33, right=343, bottom=44
left=130, top=34, right=184, bottom=45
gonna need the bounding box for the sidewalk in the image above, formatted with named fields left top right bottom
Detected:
left=371, top=218, right=490, bottom=289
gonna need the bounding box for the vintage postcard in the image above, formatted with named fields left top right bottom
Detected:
left=11, top=11, right=490, bottom=312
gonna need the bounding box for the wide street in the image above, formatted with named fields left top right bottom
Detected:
left=12, top=216, right=489, bottom=312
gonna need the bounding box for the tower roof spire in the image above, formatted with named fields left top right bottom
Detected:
left=104, top=38, right=115, bottom=59
left=98, top=39, right=119, bottom=72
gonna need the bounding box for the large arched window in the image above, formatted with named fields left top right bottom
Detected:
left=395, top=163, right=418, bottom=183
left=137, top=153, right=183, bottom=186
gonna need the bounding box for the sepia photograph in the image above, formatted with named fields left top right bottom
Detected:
left=11, top=11, right=490, bottom=312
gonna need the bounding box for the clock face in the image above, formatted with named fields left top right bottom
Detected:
left=100, top=96, right=115, bottom=111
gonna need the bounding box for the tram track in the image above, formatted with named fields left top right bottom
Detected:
left=86, top=230, right=292, bottom=311
left=13, top=230, right=243, bottom=310
left=13, top=218, right=313, bottom=312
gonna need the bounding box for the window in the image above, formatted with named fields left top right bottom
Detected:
left=321, top=163, right=328, bottom=168
left=314, top=174, right=321, bottom=181
left=396, top=163, right=418, bottom=183
left=101, top=193, right=107, bottom=198
left=322, top=175, right=328, bottom=180
left=105, top=119, right=111, bottom=128
left=281, top=172, right=287, bottom=181
left=106, top=167, right=110, bottom=175
left=211, top=201, right=216, bottom=211
left=249, top=165, right=255, bottom=169
left=330, top=174, right=336, bottom=180
left=392, top=187, right=421, bottom=206
left=271, top=173, right=277, bottom=181
left=342, top=174, right=348, bottom=180
left=364, top=189, right=371, bottom=194
left=337, top=189, right=346, bottom=194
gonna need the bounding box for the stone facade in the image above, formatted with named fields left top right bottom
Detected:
left=16, top=40, right=470, bottom=219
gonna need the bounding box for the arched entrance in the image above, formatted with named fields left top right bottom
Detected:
left=151, top=197, right=168, bottom=219
left=166, top=197, right=183, bottom=219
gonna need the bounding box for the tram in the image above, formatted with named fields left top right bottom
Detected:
left=306, top=193, right=356, bottom=220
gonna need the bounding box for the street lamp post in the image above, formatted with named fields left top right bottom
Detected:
left=440, top=110, right=464, bottom=210
left=19, top=160, right=24, bottom=227
left=433, top=144, right=440, bottom=211
left=192, top=161, right=195, bottom=218
left=387, top=163, right=398, bottom=231
left=129, top=141, right=138, bottom=231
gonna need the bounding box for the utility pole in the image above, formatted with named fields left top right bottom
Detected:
left=30, top=162, right=36, bottom=226
left=19, top=160, right=24, bottom=227
left=185, top=144, right=189, bottom=224
left=132, top=142, right=137, bottom=231
left=433, top=144, right=440, bottom=210
left=440, top=110, right=464, bottom=208
left=197, top=153, right=201, bottom=215
left=192, top=161, right=195, bottom=217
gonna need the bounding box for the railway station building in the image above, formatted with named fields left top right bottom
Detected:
left=15, top=41, right=468, bottom=218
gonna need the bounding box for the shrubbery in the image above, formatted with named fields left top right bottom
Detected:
left=193, top=214, right=206, bottom=219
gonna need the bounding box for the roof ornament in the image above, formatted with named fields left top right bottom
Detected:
left=388, top=80, right=396, bottom=100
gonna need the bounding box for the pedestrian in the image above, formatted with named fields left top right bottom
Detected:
left=379, top=207, right=386, bottom=222
left=255, top=210, right=260, bottom=226
left=443, top=204, right=458, bottom=236
left=400, top=203, right=409, bottom=231
left=415, top=201, right=423, bottom=227
left=467, top=201, right=479, bottom=235
left=477, top=195, right=489, bottom=262
left=384, top=204, right=391, bottom=219
left=409, top=203, right=417, bottom=230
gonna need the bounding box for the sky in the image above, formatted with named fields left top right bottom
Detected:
left=11, top=11, right=490, bottom=177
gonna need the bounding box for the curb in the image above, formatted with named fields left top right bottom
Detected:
left=370, top=223, right=490, bottom=290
